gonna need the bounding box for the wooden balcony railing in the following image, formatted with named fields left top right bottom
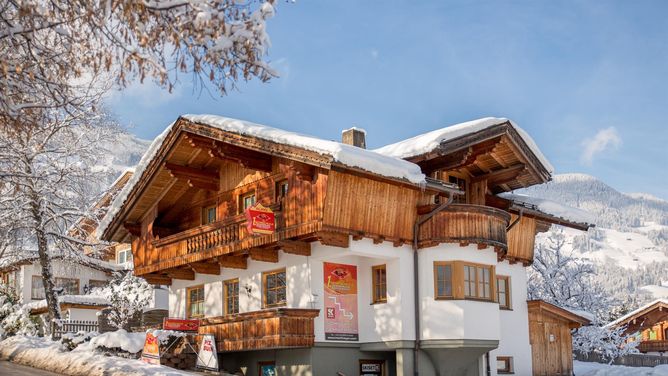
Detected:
left=418, top=204, right=511, bottom=250
left=638, top=340, right=668, bottom=353
left=198, top=308, right=320, bottom=352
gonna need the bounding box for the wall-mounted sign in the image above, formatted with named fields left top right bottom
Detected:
left=324, top=262, right=359, bottom=341
left=360, top=360, right=384, bottom=376
left=245, top=203, right=276, bottom=235
left=140, top=332, right=160, bottom=365
left=163, top=317, right=200, bottom=332
left=196, top=334, right=219, bottom=371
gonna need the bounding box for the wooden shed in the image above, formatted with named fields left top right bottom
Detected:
left=528, top=300, right=591, bottom=376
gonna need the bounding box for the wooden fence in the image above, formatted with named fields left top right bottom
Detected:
left=576, top=352, right=668, bottom=367
left=51, top=319, right=99, bottom=339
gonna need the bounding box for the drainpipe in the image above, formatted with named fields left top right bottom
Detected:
left=412, top=193, right=454, bottom=376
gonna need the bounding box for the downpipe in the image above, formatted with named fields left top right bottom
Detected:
left=412, top=194, right=454, bottom=376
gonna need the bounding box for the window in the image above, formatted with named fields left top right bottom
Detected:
left=372, top=265, right=387, bottom=304
left=55, top=277, right=80, bottom=295
left=275, top=180, right=288, bottom=201
left=447, top=174, right=468, bottom=204
left=239, top=191, right=256, bottom=213
left=117, top=247, right=132, bottom=264
left=464, top=264, right=492, bottom=300
left=434, top=262, right=454, bottom=299
left=497, top=356, right=514, bottom=374
left=224, top=279, right=239, bottom=315
left=202, top=205, right=217, bottom=225
left=86, top=279, right=108, bottom=293
left=433, top=261, right=495, bottom=301
left=31, top=276, right=45, bottom=300
left=497, top=275, right=511, bottom=309
left=263, top=269, right=286, bottom=308
left=187, top=285, right=205, bottom=318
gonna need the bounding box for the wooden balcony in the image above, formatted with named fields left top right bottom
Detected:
left=638, top=340, right=668, bottom=353
left=198, top=308, right=320, bottom=352
left=418, top=204, right=511, bottom=251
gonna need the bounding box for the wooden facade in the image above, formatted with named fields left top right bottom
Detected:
left=528, top=300, right=590, bottom=376
left=198, top=308, right=319, bottom=352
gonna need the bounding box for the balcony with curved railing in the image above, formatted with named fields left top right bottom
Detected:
left=418, top=204, right=511, bottom=251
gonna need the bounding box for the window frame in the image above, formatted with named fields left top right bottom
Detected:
left=224, top=278, right=240, bottom=315
left=55, top=277, right=80, bottom=295
left=496, top=275, right=512, bottom=310
left=371, top=264, right=387, bottom=304
left=262, top=268, right=287, bottom=308
left=31, top=275, right=45, bottom=300
left=496, top=356, right=514, bottom=374
left=445, top=171, right=469, bottom=204
left=202, top=204, right=217, bottom=225
left=239, top=191, right=257, bottom=214
left=87, top=279, right=108, bottom=290
left=433, top=261, right=455, bottom=300
left=463, top=263, right=493, bottom=301
left=186, top=285, right=205, bottom=319
left=275, top=179, right=289, bottom=202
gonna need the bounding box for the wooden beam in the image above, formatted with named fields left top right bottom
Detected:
left=190, top=262, right=221, bottom=275
left=218, top=255, right=248, bottom=269
left=318, top=231, right=350, bottom=248
left=471, top=164, right=525, bottom=185
left=288, top=161, right=315, bottom=181
left=249, top=248, right=279, bottom=263
left=185, top=133, right=272, bottom=172
left=164, top=162, right=220, bottom=191
left=143, top=273, right=172, bottom=285
left=278, top=240, right=311, bottom=256
left=124, top=222, right=141, bottom=237
left=165, top=267, right=195, bottom=281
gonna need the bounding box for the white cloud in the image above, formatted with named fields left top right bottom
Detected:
left=580, top=127, right=622, bottom=165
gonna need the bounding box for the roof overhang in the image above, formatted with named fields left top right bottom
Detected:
left=528, top=300, right=592, bottom=328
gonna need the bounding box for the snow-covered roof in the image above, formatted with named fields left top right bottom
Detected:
left=0, top=251, right=125, bottom=274
left=606, top=299, right=668, bottom=328
left=25, top=294, right=110, bottom=313
left=374, top=117, right=554, bottom=173
left=498, top=192, right=595, bottom=226
left=98, top=114, right=431, bottom=237
left=562, top=307, right=596, bottom=323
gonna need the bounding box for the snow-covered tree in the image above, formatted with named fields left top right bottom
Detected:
left=0, top=109, right=117, bottom=325
left=1, top=0, right=278, bottom=127
left=103, top=273, right=153, bottom=330
left=572, top=324, right=639, bottom=363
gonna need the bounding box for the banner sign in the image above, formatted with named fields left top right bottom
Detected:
left=324, top=262, right=359, bottom=341
left=196, top=334, right=219, bottom=371
left=140, top=332, right=160, bottom=365
left=163, top=318, right=200, bottom=332
left=245, top=203, right=276, bottom=235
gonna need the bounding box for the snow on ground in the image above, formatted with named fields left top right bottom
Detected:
left=574, top=360, right=668, bottom=375
left=84, top=330, right=146, bottom=354
left=0, top=335, right=195, bottom=376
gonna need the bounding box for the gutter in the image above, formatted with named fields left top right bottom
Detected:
left=412, top=192, right=456, bottom=376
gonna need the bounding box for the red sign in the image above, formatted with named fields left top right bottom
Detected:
left=245, top=203, right=275, bottom=235
left=162, top=318, right=200, bottom=332
left=141, top=332, right=160, bottom=365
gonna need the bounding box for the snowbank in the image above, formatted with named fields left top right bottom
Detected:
left=374, top=117, right=554, bottom=173
left=574, top=360, right=668, bottom=375
left=0, top=335, right=195, bottom=376
left=84, top=329, right=146, bottom=354
left=499, top=192, right=595, bottom=225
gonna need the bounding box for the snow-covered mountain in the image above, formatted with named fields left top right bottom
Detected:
left=518, top=173, right=668, bottom=304
left=92, top=130, right=151, bottom=193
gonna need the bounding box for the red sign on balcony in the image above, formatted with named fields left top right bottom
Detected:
left=245, top=203, right=275, bottom=235
left=163, top=318, right=200, bottom=332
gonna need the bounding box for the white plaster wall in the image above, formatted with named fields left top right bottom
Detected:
left=418, top=244, right=501, bottom=341
left=489, top=262, right=532, bottom=376
left=21, top=260, right=110, bottom=303
left=66, top=308, right=100, bottom=321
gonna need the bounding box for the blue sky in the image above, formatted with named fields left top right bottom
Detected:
left=107, top=0, right=668, bottom=200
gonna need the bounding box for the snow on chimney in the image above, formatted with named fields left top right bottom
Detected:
left=341, top=127, right=366, bottom=149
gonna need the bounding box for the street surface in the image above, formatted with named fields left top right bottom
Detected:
left=0, top=360, right=63, bottom=375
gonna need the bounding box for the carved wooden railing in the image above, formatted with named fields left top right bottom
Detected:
left=638, top=340, right=668, bottom=353
left=418, top=204, right=511, bottom=250
left=198, top=308, right=320, bottom=352
left=151, top=204, right=282, bottom=260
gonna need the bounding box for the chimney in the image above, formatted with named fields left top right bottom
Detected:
left=341, top=127, right=367, bottom=149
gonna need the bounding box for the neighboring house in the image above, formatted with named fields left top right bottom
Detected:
left=99, top=115, right=592, bottom=376
left=527, top=300, right=591, bottom=376
left=607, top=299, right=668, bottom=354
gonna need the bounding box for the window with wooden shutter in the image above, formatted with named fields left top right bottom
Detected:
left=187, top=285, right=205, bottom=318
left=497, top=275, right=511, bottom=309
left=224, top=279, right=239, bottom=315
left=434, top=262, right=454, bottom=299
